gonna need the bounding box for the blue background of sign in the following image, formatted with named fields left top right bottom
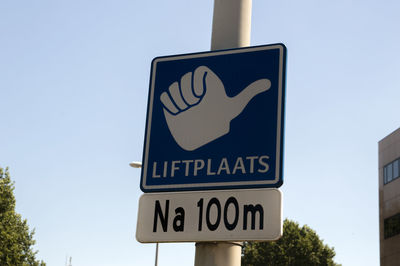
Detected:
left=141, top=44, right=286, bottom=192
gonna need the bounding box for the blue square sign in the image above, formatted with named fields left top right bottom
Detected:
left=140, top=44, right=287, bottom=192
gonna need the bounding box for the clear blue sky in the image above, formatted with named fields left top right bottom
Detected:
left=1, top=0, right=399, bottom=265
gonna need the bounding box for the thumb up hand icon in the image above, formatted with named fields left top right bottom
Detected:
left=160, top=66, right=271, bottom=151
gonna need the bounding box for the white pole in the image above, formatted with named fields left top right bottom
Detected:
left=194, top=242, right=242, bottom=266
left=211, top=0, right=252, bottom=50
left=194, top=1, right=252, bottom=266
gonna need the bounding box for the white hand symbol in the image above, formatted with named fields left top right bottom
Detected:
left=160, top=66, right=271, bottom=151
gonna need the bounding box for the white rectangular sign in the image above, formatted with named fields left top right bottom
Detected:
left=136, top=189, right=282, bottom=243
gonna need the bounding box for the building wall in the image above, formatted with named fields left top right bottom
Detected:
left=379, top=128, right=400, bottom=266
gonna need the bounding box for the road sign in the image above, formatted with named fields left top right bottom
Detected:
left=136, top=188, right=282, bottom=243
left=141, top=44, right=287, bottom=192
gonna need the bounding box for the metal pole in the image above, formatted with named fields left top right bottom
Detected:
left=154, top=243, right=159, bottom=266
left=194, top=1, right=252, bottom=265
left=210, top=0, right=252, bottom=51
left=194, top=242, right=243, bottom=266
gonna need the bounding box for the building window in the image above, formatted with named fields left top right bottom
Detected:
left=384, top=213, right=400, bottom=239
left=384, top=158, right=400, bottom=185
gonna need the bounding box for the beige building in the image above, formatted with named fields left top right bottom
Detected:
left=379, top=128, right=400, bottom=265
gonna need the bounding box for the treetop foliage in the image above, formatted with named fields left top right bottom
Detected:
left=0, top=167, right=46, bottom=266
left=242, top=219, right=341, bottom=266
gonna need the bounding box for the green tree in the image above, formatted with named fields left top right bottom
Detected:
left=242, top=219, right=341, bottom=266
left=0, top=167, right=45, bottom=266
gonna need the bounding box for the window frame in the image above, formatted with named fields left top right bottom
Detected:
left=384, top=158, right=400, bottom=185
left=384, top=212, right=400, bottom=239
